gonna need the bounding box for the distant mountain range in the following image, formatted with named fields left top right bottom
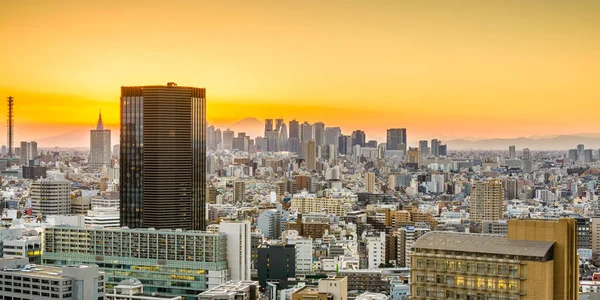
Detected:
left=446, top=134, right=600, bottom=150
left=228, top=117, right=263, bottom=138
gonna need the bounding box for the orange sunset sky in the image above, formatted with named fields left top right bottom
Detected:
left=0, top=0, right=598, bottom=147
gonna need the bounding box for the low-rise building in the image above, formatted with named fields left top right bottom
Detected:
left=197, top=280, right=260, bottom=300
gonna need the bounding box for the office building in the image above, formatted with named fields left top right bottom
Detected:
left=265, top=119, right=274, bottom=134
left=90, top=112, right=112, bottom=171
left=584, top=149, right=593, bottom=164
left=43, top=226, right=229, bottom=298
left=19, top=141, right=29, bottom=165
left=31, top=179, right=71, bottom=216
left=405, top=147, right=420, bottom=165
left=592, top=217, right=600, bottom=257
left=410, top=231, right=557, bottom=299
left=366, top=172, right=376, bottom=193
left=233, top=133, right=249, bottom=152
left=120, top=83, right=206, bottom=230
left=337, top=270, right=388, bottom=294
left=568, top=149, right=578, bottom=162
left=219, top=221, right=251, bottom=281
left=509, top=145, right=516, bottom=159
left=352, top=130, right=366, bottom=147
left=258, top=209, right=283, bottom=240
left=397, top=226, right=430, bottom=268
left=366, top=232, right=386, bottom=269
left=338, top=135, right=352, bottom=155
left=325, top=127, right=341, bottom=150
left=302, top=140, right=317, bottom=171
left=293, top=277, right=347, bottom=300
left=387, top=128, right=407, bottom=152
left=523, top=148, right=533, bottom=173
left=198, top=281, right=260, bottom=300
left=286, top=215, right=330, bottom=239
left=0, top=257, right=105, bottom=300
left=301, top=122, right=313, bottom=142
left=257, top=244, right=296, bottom=290
left=470, top=179, right=504, bottom=222
left=577, top=144, right=585, bottom=159
left=289, top=120, right=300, bottom=139
left=22, top=165, right=47, bottom=179
left=418, top=140, right=428, bottom=157
left=314, top=122, right=325, bottom=146
left=430, top=139, right=440, bottom=157
left=289, top=238, right=312, bottom=274
left=507, top=218, right=579, bottom=300
left=222, top=129, right=234, bottom=151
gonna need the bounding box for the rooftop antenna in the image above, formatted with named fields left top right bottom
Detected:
left=7, top=96, right=14, bottom=158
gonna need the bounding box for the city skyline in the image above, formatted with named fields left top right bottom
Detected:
left=1, top=0, right=598, bottom=145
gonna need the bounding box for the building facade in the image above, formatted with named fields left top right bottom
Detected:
left=90, top=112, right=112, bottom=171
left=120, top=83, right=206, bottom=230
left=42, top=226, right=229, bottom=299
left=30, top=179, right=71, bottom=216
left=470, top=179, right=504, bottom=222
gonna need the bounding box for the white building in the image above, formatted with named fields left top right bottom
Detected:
left=219, top=221, right=251, bottom=281
left=85, top=206, right=120, bottom=228
left=291, top=238, right=313, bottom=274
left=107, top=278, right=181, bottom=300
left=366, top=232, right=386, bottom=269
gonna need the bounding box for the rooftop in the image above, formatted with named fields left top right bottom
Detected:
left=413, top=232, right=555, bottom=260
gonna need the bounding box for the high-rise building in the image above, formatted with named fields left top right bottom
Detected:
left=206, top=125, right=216, bottom=149
left=338, top=135, right=352, bottom=155
left=31, top=179, right=71, bottom=216
left=386, top=128, right=407, bottom=152
left=19, top=141, right=29, bottom=165
left=265, top=119, right=274, bottom=134
left=233, top=132, right=249, bottom=152
left=222, top=129, right=234, bottom=151
left=30, top=140, right=38, bottom=160
left=219, top=221, right=251, bottom=281
left=313, top=122, right=325, bottom=146
left=418, top=140, right=428, bottom=157
left=430, top=139, right=440, bottom=157
left=583, top=149, right=593, bottom=164
left=507, top=218, right=579, bottom=300
left=577, top=144, right=585, bottom=160
left=113, top=144, right=120, bottom=157
left=366, top=172, right=376, bottom=193
left=233, top=180, right=246, bottom=202
left=438, top=144, right=447, bottom=157
left=509, top=145, right=516, bottom=159
left=352, top=130, right=366, bottom=147
left=301, top=122, right=313, bottom=141
left=275, top=118, right=284, bottom=131
left=325, top=127, right=341, bottom=150
left=302, top=140, right=317, bottom=171
left=567, top=149, right=578, bottom=162
left=120, top=83, right=206, bottom=230
left=470, top=179, right=504, bottom=222
left=90, top=112, right=111, bottom=170
left=523, top=148, right=533, bottom=173
left=289, top=120, right=300, bottom=139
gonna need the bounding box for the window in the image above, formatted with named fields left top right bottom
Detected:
left=456, top=276, right=465, bottom=287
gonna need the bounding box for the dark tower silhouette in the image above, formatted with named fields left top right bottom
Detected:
left=7, top=96, right=14, bottom=158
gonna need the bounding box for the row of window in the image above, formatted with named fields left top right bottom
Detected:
left=0, top=276, right=69, bottom=285
left=414, top=273, right=520, bottom=291
left=0, top=287, right=71, bottom=298
left=414, top=259, right=520, bottom=277
left=413, top=288, right=520, bottom=300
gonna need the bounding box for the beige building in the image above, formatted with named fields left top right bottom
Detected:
left=507, top=218, right=579, bottom=300
left=470, top=179, right=504, bottom=222
left=290, top=197, right=350, bottom=216
left=293, top=277, right=347, bottom=300
left=302, top=139, right=317, bottom=171
left=592, top=217, right=600, bottom=257
left=405, top=147, right=421, bottom=164
left=410, top=218, right=579, bottom=300
left=365, top=172, right=376, bottom=193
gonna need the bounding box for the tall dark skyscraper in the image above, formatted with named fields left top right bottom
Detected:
left=120, top=82, right=206, bottom=230
left=386, top=128, right=407, bottom=152
left=351, top=130, right=366, bottom=147
left=288, top=120, right=300, bottom=139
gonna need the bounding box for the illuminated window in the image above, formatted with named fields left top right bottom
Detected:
left=446, top=261, right=455, bottom=271
left=456, top=276, right=465, bottom=287
left=508, top=280, right=518, bottom=291
left=498, top=279, right=507, bottom=290
left=477, top=277, right=486, bottom=288
left=487, top=278, right=496, bottom=290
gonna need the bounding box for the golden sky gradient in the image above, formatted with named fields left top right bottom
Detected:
left=0, top=0, right=598, bottom=145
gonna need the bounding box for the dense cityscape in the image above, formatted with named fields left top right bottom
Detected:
left=1, top=1, right=598, bottom=300
left=0, top=82, right=598, bottom=300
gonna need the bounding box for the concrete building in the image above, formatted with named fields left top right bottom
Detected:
left=90, top=112, right=112, bottom=171
left=289, top=238, right=312, bottom=274
left=318, top=277, right=348, bottom=300
left=233, top=181, right=246, bottom=203
left=386, top=128, right=407, bottom=152
left=365, top=172, right=376, bottom=193
left=418, top=140, right=428, bottom=158
left=219, top=221, right=251, bottom=281
left=120, top=83, right=207, bottom=230
left=257, top=209, right=283, bottom=240
left=325, top=127, right=341, bottom=150
left=397, top=226, right=429, bottom=268
left=2, top=231, right=42, bottom=263
left=410, top=232, right=556, bottom=299
left=314, top=122, right=325, bottom=146
left=290, top=197, right=350, bottom=216
left=481, top=220, right=508, bottom=235
left=301, top=122, right=313, bottom=142
left=592, top=217, right=600, bottom=256
left=43, top=226, right=229, bottom=299
left=257, top=244, right=296, bottom=290
left=337, top=270, right=389, bottom=295
left=0, top=257, right=105, bottom=300
left=302, top=140, right=317, bottom=171
left=31, top=179, right=72, bottom=216
left=286, top=214, right=330, bottom=239
left=71, top=196, right=92, bottom=215
left=197, top=281, right=260, bottom=300
left=85, top=206, right=120, bottom=228
left=222, top=129, right=234, bottom=151
left=107, top=278, right=182, bottom=300
left=469, top=179, right=504, bottom=222
left=509, top=145, right=516, bottom=159
left=367, top=232, right=386, bottom=269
